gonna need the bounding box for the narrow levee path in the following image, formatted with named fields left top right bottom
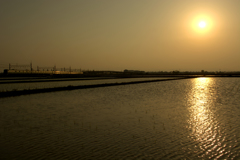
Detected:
left=0, top=77, right=194, bottom=98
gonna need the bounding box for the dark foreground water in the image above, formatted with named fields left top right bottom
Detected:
left=0, top=77, right=240, bottom=159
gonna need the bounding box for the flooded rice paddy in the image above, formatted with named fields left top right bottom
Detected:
left=0, top=77, right=173, bottom=92
left=0, top=77, right=240, bottom=159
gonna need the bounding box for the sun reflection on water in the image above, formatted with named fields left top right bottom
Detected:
left=188, top=78, right=223, bottom=158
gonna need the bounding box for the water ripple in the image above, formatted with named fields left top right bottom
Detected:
left=1, top=78, right=240, bottom=159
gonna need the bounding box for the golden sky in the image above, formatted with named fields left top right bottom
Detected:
left=0, top=0, right=239, bottom=71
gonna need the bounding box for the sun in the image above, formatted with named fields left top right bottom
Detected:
left=189, top=13, right=214, bottom=36
left=198, top=21, right=206, bottom=28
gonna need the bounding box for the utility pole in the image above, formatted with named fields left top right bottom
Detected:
left=30, top=62, right=33, bottom=73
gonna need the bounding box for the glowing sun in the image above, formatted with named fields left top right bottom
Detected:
left=198, top=21, right=206, bottom=28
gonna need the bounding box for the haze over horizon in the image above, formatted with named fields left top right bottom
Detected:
left=1, top=0, right=239, bottom=71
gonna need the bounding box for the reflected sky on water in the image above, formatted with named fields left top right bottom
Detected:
left=0, top=77, right=174, bottom=92
left=0, top=78, right=240, bottom=159
left=188, top=78, right=217, bottom=141
left=187, top=78, right=239, bottom=159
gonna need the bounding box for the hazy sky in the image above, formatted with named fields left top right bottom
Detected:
left=0, top=0, right=240, bottom=71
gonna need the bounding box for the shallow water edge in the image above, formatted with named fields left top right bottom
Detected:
left=0, top=77, right=188, bottom=98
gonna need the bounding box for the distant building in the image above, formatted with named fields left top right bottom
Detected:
left=124, top=69, right=145, bottom=74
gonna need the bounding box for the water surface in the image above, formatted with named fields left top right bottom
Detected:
left=0, top=77, right=240, bottom=159
left=0, top=77, right=173, bottom=92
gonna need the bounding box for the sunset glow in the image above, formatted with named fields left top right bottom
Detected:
left=199, top=21, right=206, bottom=28
left=0, top=1, right=239, bottom=71
left=189, top=13, right=214, bottom=36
